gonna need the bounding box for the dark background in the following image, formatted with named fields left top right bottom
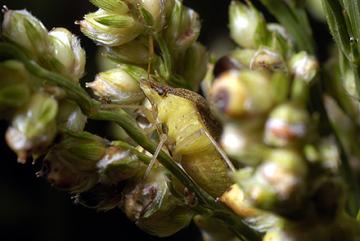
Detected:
left=0, top=1, right=330, bottom=241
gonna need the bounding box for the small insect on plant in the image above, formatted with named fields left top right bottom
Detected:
left=139, top=79, right=235, bottom=197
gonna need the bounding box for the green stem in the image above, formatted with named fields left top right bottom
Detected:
left=212, top=208, right=262, bottom=241
left=321, top=0, right=351, bottom=59
left=350, top=43, right=360, bottom=100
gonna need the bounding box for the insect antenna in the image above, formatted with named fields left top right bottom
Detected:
left=147, top=35, right=154, bottom=80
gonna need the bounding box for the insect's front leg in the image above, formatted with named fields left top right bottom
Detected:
left=141, top=101, right=172, bottom=178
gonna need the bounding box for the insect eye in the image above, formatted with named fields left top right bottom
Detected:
left=154, top=86, right=166, bottom=96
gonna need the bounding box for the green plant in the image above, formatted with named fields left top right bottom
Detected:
left=1, top=0, right=360, bottom=240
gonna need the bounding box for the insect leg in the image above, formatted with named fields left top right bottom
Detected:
left=144, top=133, right=168, bottom=178
left=200, top=128, right=236, bottom=172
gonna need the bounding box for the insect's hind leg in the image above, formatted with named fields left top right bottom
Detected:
left=144, top=133, right=168, bottom=178
left=200, top=129, right=236, bottom=172
left=175, top=127, right=236, bottom=172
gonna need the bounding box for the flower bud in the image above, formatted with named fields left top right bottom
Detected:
left=181, top=42, right=208, bottom=91
left=165, top=1, right=200, bottom=52
left=264, top=103, right=309, bottom=148
left=104, top=37, right=151, bottom=65
left=56, top=99, right=87, bottom=132
left=229, top=1, right=270, bottom=49
left=220, top=122, right=267, bottom=166
left=289, top=51, right=318, bottom=83
left=50, top=131, right=108, bottom=172
left=6, top=93, right=58, bottom=163
left=2, top=9, right=50, bottom=59
left=97, top=146, right=144, bottom=184
left=80, top=9, right=143, bottom=46
left=0, top=60, right=31, bottom=114
left=49, top=28, right=86, bottom=80
left=86, top=66, right=145, bottom=104
left=238, top=149, right=308, bottom=215
left=121, top=167, right=193, bottom=237
left=250, top=48, right=286, bottom=72
left=41, top=149, right=98, bottom=192
left=209, top=70, right=275, bottom=118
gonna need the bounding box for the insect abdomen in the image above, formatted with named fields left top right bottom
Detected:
left=157, top=94, right=231, bottom=197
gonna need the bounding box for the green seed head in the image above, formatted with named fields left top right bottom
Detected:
left=80, top=9, right=143, bottom=46
left=229, top=1, right=270, bottom=49
left=264, top=102, right=310, bottom=148
left=239, top=149, right=308, bottom=215
left=49, top=28, right=86, bottom=80
left=2, top=10, right=49, bottom=57
left=104, top=37, right=152, bottom=65
left=181, top=42, right=208, bottom=91
left=2, top=9, right=51, bottom=59
left=165, top=1, right=201, bottom=53
left=289, top=51, right=318, bottom=83
left=51, top=131, right=108, bottom=172
left=97, top=146, right=144, bottom=184
left=0, top=61, right=32, bottom=113
left=210, top=70, right=275, bottom=118
left=90, top=0, right=130, bottom=15
left=86, top=66, right=146, bottom=104
left=250, top=48, right=286, bottom=72
left=138, top=0, right=175, bottom=30
left=56, top=99, right=87, bottom=132
left=121, top=167, right=193, bottom=237
left=6, top=93, right=58, bottom=163
left=221, top=122, right=267, bottom=166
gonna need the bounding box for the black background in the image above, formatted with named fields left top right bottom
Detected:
left=0, top=1, right=331, bottom=241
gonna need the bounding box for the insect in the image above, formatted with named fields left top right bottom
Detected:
left=139, top=79, right=234, bottom=197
